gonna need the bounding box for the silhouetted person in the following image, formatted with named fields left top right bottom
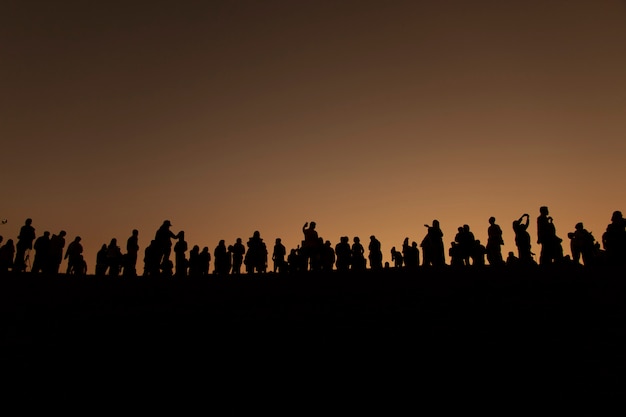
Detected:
left=335, top=237, right=351, bottom=272
left=537, top=206, right=563, bottom=265
left=402, top=238, right=419, bottom=270
left=506, top=251, right=519, bottom=267
left=455, top=225, right=475, bottom=266
left=143, top=240, right=161, bottom=277
left=602, top=210, right=626, bottom=266
left=188, top=245, right=201, bottom=278
left=31, top=231, right=51, bottom=274
left=321, top=240, right=335, bottom=271
left=106, top=238, right=123, bottom=276
left=368, top=235, right=383, bottom=270
left=244, top=231, right=267, bottom=274
left=273, top=238, right=286, bottom=273
left=301, top=222, right=320, bottom=271
left=486, top=217, right=505, bottom=266
left=568, top=222, right=596, bottom=266
left=449, top=242, right=464, bottom=267
left=154, top=220, right=179, bottom=270
left=310, top=237, right=325, bottom=271
left=422, top=220, right=445, bottom=267
left=174, top=231, right=188, bottom=277
left=391, top=246, right=403, bottom=268
left=14, top=218, right=36, bottom=272
left=65, top=236, right=84, bottom=275
left=226, top=245, right=234, bottom=274
left=471, top=240, right=486, bottom=266
left=199, top=246, right=211, bottom=276
left=214, top=240, right=229, bottom=275
left=124, top=229, right=139, bottom=277
left=96, top=244, right=108, bottom=276
left=287, top=249, right=299, bottom=273
left=0, top=239, right=15, bottom=273
left=513, top=214, right=534, bottom=265
left=231, top=238, right=245, bottom=275
left=46, top=230, right=66, bottom=274
left=351, top=237, right=366, bottom=271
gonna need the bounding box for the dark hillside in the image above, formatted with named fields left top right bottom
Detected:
left=1, top=267, right=624, bottom=408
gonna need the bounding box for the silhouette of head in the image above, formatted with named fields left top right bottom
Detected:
left=132, top=229, right=139, bottom=236
left=489, top=217, right=495, bottom=224
left=253, top=231, right=260, bottom=238
left=237, top=238, right=242, bottom=244
left=612, top=211, right=623, bottom=222
left=75, top=236, right=81, bottom=242
left=44, top=231, right=50, bottom=238
left=163, top=220, right=172, bottom=227
left=110, top=238, right=117, bottom=245
left=60, top=230, right=66, bottom=237
left=354, top=237, right=360, bottom=243
left=433, top=220, right=440, bottom=228
left=25, top=218, right=32, bottom=226
left=540, top=206, right=549, bottom=215
left=310, top=222, right=316, bottom=229
left=276, top=238, right=281, bottom=243
left=575, top=222, right=584, bottom=231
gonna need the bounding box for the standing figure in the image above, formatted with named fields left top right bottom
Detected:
left=244, top=231, right=267, bottom=274
left=231, top=238, right=245, bottom=275
left=568, top=222, right=596, bottom=266
left=106, top=238, right=123, bottom=276
left=513, top=214, right=533, bottom=264
left=47, top=231, right=66, bottom=274
left=335, top=237, right=351, bottom=272
left=154, top=220, right=179, bottom=270
left=486, top=217, right=505, bottom=266
left=402, top=238, right=419, bottom=270
left=321, top=240, right=335, bottom=271
left=301, top=222, right=320, bottom=271
left=455, top=225, right=475, bottom=266
left=602, top=210, right=626, bottom=266
left=537, top=206, right=563, bottom=265
left=124, top=229, right=139, bottom=277
left=31, top=231, right=51, bottom=274
left=368, top=235, right=383, bottom=270
left=272, top=238, right=287, bottom=273
left=422, top=220, right=445, bottom=267
left=64, top=236, right=84, bottom=275
left=188, top=245, right=201, bottom=278
left=143, top=240, right=161, bottom=277
left=351, top=237, right=366, bottom=271
left=199, top=247, right=211, bottom=276
left=391, top=246, right=403, bottom=268
left=0, top=239, right=15, bottom=273
left=214, top=240, right=229, bottom=275
left=96, top=244, right=108, bottom=276
left=174, top=231, right=188, bottom=277
left=15, top=218, right=36, bottom=272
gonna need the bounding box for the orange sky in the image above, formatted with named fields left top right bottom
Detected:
left=2, top=1, right=625, bottom=269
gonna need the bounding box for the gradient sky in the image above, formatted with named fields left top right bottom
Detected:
left=2, top=0, right=625, bottom=269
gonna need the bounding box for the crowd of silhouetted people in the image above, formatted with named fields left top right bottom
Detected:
left=0, top=207, right=625, bottom=277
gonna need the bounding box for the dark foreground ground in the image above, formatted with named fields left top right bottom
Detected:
left=1, top=266, right=624, bottom=410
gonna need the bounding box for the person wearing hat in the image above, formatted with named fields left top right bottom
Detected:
left=155, top=220, right=180, bottom=268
